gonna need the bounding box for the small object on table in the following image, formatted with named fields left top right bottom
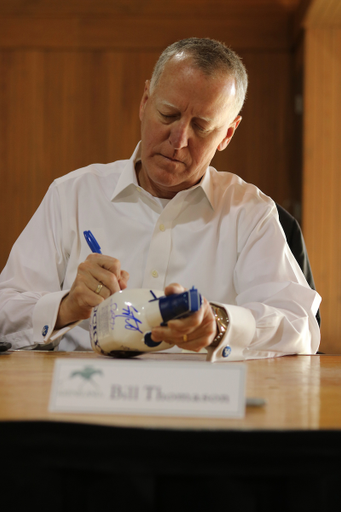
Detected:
left=0, top=341, right=12, bottom=353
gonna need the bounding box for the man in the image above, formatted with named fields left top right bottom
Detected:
left=0, top=38, right=321, bottom=361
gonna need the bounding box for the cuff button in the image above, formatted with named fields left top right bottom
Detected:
left=222, top=346, right=231, bottom=358
left=42, top=325, right=49, bottom=337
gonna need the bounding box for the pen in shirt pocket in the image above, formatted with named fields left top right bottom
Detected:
left=83, top=230, right=102, bottom=254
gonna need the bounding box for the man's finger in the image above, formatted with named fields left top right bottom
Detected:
left=164, top=283, right=186, bottom=296
left=119, top=270, right=130, bottom=290
left=81, top=254, right=127, bottom=295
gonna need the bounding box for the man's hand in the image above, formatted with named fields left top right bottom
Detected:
left=56, top=254, right=129, bottom=329
left=150, top=283, right=217, bottom=352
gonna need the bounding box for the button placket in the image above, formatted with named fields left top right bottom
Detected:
left=142, top=194, right=186, bottom=289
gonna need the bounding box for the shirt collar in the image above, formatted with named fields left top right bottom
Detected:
left=110, top=142, right=141, bottom=201
left=197, top=167, right=215, bottom=210
left=111, top=141, right=214, bottom=209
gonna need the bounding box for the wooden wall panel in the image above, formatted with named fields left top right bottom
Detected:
left=305, top=0, right=341, bottom=26
left=302, top=27, right=341, bottom=353
left=0, top=0, right=300, bottom=17
left=0, top=16, right=291, bottom=51
left=1, top=52, right=47, bottom=245
left=0, top=0, right=301, bottom=51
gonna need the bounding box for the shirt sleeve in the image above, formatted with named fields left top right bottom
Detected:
left=0, top=184, right=69, bottom=349
left=206, top=201, right=321, bottom=363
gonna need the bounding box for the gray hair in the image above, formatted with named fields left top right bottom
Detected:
left=150, top=38, right=248, bottom=119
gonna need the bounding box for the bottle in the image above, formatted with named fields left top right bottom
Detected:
left=90, top=287, right=202, bottom=357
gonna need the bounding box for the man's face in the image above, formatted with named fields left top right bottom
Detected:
left=137, top=55, right=241, bottom=198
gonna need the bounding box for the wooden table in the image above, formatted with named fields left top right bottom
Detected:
left=1, top=350, right=340, bottom=429
left=2, top=351, right=341, bottom=511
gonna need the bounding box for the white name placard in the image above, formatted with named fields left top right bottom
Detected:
left=49, top=358, right=246, bottom=418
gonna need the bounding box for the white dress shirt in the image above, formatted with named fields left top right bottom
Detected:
left=0, top=143, right=321, bottom=361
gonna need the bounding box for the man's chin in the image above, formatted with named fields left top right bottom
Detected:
left=148, top=174, right=188, bottom=197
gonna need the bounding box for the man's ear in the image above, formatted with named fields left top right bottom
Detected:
left=217, top=115, right=242, bottom=152
left=139, top=80, right=151, bottom=121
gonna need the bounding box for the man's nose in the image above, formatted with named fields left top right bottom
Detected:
left=168, top=122, right=189, bottom=150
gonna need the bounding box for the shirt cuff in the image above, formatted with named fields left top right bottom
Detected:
left=206, top=304, right=256, bottom=362
left=32, top=290, right=77, bottom=345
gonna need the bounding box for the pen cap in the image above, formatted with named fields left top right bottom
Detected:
left=158, top=287, right=202, bottom=323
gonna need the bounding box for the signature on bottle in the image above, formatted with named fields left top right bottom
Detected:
left=110, top=303, right=143, bottom=333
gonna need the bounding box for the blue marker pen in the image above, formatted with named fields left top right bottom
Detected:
left=83, top=230, right=102, bottom=254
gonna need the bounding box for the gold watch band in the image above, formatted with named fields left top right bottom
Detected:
left=210, top=304, right=229, bottom=348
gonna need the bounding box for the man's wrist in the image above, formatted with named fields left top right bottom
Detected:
left=210, top=304, right=229, bottom=348
left=55, top=293, right=75, bottom=329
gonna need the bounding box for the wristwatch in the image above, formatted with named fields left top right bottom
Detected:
left=210, top=304, right=229, bottom=348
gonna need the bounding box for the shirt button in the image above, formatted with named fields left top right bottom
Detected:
left=159, top=224, right=165, bottom=232
left=151, top=270, right=158, bottom=278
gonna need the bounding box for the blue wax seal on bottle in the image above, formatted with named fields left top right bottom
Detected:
left=158, top=287, right=202, bottom=324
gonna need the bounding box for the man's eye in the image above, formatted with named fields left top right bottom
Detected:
left=158, top=111, right=174, bottom=119
left=194, top=123, right=208, bottom=134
